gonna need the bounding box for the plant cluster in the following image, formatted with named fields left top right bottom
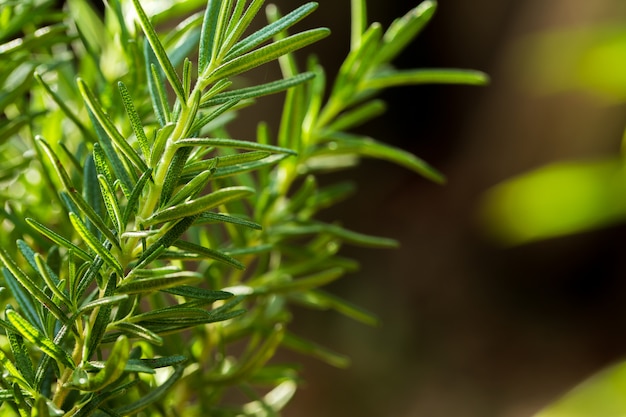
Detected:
left=0, top=0, right=486, bottom=415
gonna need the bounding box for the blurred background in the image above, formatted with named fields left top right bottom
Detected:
left=249, top=0, right=626, bottom=416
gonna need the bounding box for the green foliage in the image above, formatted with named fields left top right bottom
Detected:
left=482, top=22, right=626, bottom=417
left=0, top=0, right=486, bottom=415
left=480, top=158, right=626, bottom=245
left=480, top=26, right=626, bottom=245
left=533, top=361, right=626, bottom=417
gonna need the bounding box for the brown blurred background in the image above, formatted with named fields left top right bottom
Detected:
left=253, top=1, right=626, bottom=416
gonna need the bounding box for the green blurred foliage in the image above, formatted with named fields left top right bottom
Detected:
left=483, top=21, right=626, bottom=417
left=535, top=361, right=626, bottom=417
left=481, top=158, right=626, bottom=245
left=516, top=26, right=626, bottom=103
left=481, top=23, right=626, bottom=244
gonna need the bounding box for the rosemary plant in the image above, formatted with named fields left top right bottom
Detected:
left=0, top=0, right=487, bottom=415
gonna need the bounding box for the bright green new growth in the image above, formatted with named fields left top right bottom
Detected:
left=0, top=0, right=486, bottom=415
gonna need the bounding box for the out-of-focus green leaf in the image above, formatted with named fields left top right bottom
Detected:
left=114, top=365, right=184, bottom=415
left=515, top=26, right=626, bottom=102
left=480, top=158, right=626, bottom=245
left=282, top=332, right=350, bottom=369
left=241, top=380, right=297, bottom=416
left=362, top=69, right=489, bottom=90
left=313, top=134, right=445, bottom=183
left=271, top=221, right=398, bottom=249
left=534, top=361, right=626, bottom=417
left=290, top=289, right=379, bottom=326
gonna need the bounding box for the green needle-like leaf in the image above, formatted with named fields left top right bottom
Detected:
left=261, top=267, right=345, bottom=294
left=175, top=137, right=296, bottom=155
left=34, top=72, right=95, bottom=142
left=69, top=212, right=123, bottom=276
left=272, top=221, right=399, bottom=248
left=201, top=72, right=316, bottom=107
left=78, top=78, right=149, bottom=173
left=362, top=68, right=490, bottom=90
left=173, top=240, right=244, bottom=270
left=37, top=137, right=122, bottom=248
left=375, top=0, right=437, bottom=65
left=0, top=252, right=68, bottom=327
left=350, top=0, right=367, bottom=50
left=184, top=151, right=268, bottom=176
left=111, top=322, right=164, bottom=345
left=145, top=186, right=254, bottom=225
left=282, top=331, right=350, bottom=368
left=131, top=0, right=185, bottom=103
left=16, top=240, right=59, bottom=286
left=79, top=295, right=129, bottom=315
left=325, top=100, right=386, bottom=132
left=198, top=0, right=224, bottom=74
left=167, top=169, right=214, bottom=206
left=195, top=212, right=262, bottom=230
left=0, top=348, right=32, bottom=392
left=92, top=143, right=116, bottom=194
left=114, top=365, right=184, bottom=415
left=85, top=274, right=117, bottom=359
left=220, top=0, right=264, bottom=56
left=315, top=134, right=445, bottom=183
left=89, top=110, right=135, bottom=198
left=160, top=147, right=193, bottom=207
left=98, top=174, right=123, bottom=235
left=147, top=57, right=171, bottom=126
left=334, top=22, right=382, bottom=93
left=83, top=155, right=105, bottom=238
left=117, top=271, right=202, bottom=294
left=292, top=289, right=379, bottom=326
left=225, top=2, right=319, bottom=61
left=119, top=81, right=151, bottom=161
left=122, top=167, right=153, bottom=225
left=6, top=310, right=75, bottom=370
left=162, top=285, right=232, bottom=301
left=208, top=28, right=330, bottom=83
left=5, top=310, right=35, bottom=386
left=68, top=335, right=129, bottom=392
left=34, top=253, right=71, bottom=307
left=25, top=218, right=93, bottom=262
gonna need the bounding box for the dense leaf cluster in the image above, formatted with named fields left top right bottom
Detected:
left=0, top=0, right=486, bottom=415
